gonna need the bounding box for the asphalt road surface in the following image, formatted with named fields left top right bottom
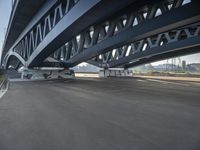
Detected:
left=0, top=77, right=200, bottom=150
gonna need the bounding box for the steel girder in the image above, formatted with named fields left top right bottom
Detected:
left=57, top=0, right=200, bottom=68
left=2, top=0, right=47, bottom=60
left=3, top=0, right=136, bottom=68
left=3, top=0, right=81, bottom=68
left=5, top=54, right=23, bottom=70
left=3, top=0, right=200, bottom=69
left=2, top=0, right=62, bottom=68
left=93, top=23, right=200, bottom=68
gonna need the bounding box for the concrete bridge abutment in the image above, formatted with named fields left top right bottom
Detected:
left=99, top=68, right=133, bottom=78
left=19, top=67, right=75, bottom=80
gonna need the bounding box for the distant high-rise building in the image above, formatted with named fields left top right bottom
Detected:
left=182, top=60, right=186, bottom=69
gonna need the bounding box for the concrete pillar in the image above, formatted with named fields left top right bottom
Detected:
left=19, top=67, right=75, bottom=80
left=99, top=68, right=133, bottom=77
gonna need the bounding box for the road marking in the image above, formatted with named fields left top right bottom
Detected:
left=147, top=79, right=168, bottom=84
left=0, top=81, right=9, bottom=99
left=146, top=79, right=188, bottom=86
left=137, top=79, right=147, bottom=82
left=184, top=82, right=200, bottom=86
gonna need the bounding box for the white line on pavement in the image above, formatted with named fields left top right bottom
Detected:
left=0, top=81, right=9, bottom=99
left=146, top=79, right=189, bottom=86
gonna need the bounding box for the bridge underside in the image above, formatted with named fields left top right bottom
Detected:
left=2, top=0, right=200, bottom=71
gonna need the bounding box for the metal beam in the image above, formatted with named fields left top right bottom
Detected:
left=87, top=60, right=101, bottom=68
left=15, top=61, right=22, bottom=70
left=125, top=45, right=200, bottom=69
left=5, top=53, right=25, bottom=69
left=27, top=0, right=136, bottom=67
left=2, top=0, right=47, bottom=59
left=116, top=36, right=200, bottom=68
left=63, top=1, right=200, bottom=67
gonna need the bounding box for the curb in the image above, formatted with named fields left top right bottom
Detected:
left=0, top=79, right=9, bottom=99
left=0, top=80, right=7, bottom=89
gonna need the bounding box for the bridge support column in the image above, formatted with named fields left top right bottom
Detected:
left=99, top=68, right=133, bottom=78
left=19, top=67, right=75, bottom=80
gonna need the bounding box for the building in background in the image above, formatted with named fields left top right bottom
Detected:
left=182, top=60, right=186, bottom=69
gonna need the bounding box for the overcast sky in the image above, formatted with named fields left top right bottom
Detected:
left=0, top=0, right=199, bottom=66
left=0, top=0, right=12, bottom=58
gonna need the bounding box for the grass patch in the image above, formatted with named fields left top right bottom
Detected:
left=0, top=70, right=5, bottom=82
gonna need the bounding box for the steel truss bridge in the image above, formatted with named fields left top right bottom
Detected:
left=1, top=0, right=200, bottom=70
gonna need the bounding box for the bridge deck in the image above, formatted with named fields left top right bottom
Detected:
left=0, top=78, right=200, bottom=150
left=2, top=0, right=46, bottom=57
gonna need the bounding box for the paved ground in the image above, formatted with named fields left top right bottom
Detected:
left=0, top=77, right=200, bottom=150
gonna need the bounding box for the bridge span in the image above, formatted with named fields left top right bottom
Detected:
left=1, top=0, right=200, bottom=73
left=1, top=1, right=200, bottom=149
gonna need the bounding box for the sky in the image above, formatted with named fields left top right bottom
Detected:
left=0, top=0, right=199, bottom=66
left=0, top=0, right=12, bottom=59
left=151, top=53, right=200, bottom=66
